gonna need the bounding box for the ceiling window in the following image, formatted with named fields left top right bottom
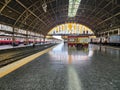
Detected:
left=68, top=0, right=81, bottom=17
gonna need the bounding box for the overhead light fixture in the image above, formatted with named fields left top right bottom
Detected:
left=68, top=0, right=81, bottom=17
left=42, top=3, right=47, bottom=13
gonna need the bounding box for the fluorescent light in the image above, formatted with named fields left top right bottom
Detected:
left=68, top=0, right=81, bottom=17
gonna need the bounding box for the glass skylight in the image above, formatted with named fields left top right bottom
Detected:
left=68, top=0, right=81, bottom=17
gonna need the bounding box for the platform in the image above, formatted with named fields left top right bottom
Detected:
left=0, top=43, right=120, bottom=90
left=0, top=43, right=45, bottom=50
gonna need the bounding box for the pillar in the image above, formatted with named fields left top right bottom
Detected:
left=12, top=27, right=15, bottom=46
left=26, top=30, right=29, bottom=44
left=43, top=36, right=46, bottom=44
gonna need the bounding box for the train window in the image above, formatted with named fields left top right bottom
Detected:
left=114, top=30, right=118, bottom=34
left=86, top=31, right=88, bottom=34
left=83, top=31, right=85, bottom=34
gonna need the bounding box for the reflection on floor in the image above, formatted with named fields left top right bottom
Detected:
left=0, top=43, right=120, bottom=90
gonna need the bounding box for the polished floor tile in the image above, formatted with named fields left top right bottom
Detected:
left=0, top=43, right=120, bottom=90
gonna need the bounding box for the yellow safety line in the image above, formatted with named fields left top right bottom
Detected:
left=0, top=46, right=55, bottom=78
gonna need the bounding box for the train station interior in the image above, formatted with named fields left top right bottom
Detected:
left=0, top=0, right=120, bottom=90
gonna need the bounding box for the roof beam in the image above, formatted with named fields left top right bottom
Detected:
left=85, top=0, right=104, bottom=21
left=50, top=0, right=58, bottom=24
left=94, top=1, right=112, bottom=16
left=27, top=6, right=98, bottom=32
left=0, top=0, right=11, bottom=13
left=16, top=0, right=47, bottom=26
left=96, top=12, right=120, bottom=26
left=27, top=4, right=111, bottom=34
left=14, top=1, right=40, bottom=26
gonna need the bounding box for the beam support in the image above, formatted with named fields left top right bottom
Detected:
left=0, top=0, right=11, bottom=13
left=16, top=0, right=47, bottom=26
left=97, top=12, right=120, bottom=26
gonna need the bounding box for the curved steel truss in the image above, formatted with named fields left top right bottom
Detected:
left=0, top=0, right=120, bottom=35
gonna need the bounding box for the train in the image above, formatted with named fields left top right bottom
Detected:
left=0, top=36, right=59, bottom=46
left=0, top=36, right=41, bottom=46
left=68, top=36, right=89, bottom=48
left=0, top=36, right=20, bottom=45
left=90, top=35, right=120, bottom=46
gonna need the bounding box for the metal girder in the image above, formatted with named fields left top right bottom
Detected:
left=0, top=13, right=32, bottom=28
left=96, top=12, right=120, bottom=26
left=16, top=2, right=97, bottom=30
left=14, top=0, right=119, bottom=27
left=17, top=0, right=61, bottom=31
left=35, top=15, right=96, bottom=35
left=96, top=6, right=118, bottom=21
left=94, top=1, right=112, bottom=16
left=16, top=0, right=47, bottom=26
left=26, top=14, right=52, bottom=33
left=11, top=0, right=119, bottom=35
left=84, top=0, right=116, bottom=26
left=0, top=0, right=11, bottom=13
left=42, top=6, right=106, bottom=26
left=28, top=8, right=66, bottom=32
left=85, top=0, right=105, bottom=19
left=0, top=1, right=21, bottom=15
left=28, top=10, right=95, bottom=34
left=50, top=0, right=58, bottom=24
left=0, top=0, right=119, bottom=35
left=26, top=4, right=105, bottom=32
left=14, top=0, right=57, bottom=26
left=47, top=3, right=118, bottom=26
left=14, top=0, right=40, bottom=26
left=14, top=0, right=53, bottom=33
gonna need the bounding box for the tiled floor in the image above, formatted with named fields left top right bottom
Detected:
left=0, top=43, right=120, bottom=90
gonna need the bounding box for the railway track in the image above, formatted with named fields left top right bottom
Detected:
left=0, top=44, right=56, bottom=67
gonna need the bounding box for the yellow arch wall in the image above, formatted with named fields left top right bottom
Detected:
left=48, top=23, right=94, bottom=35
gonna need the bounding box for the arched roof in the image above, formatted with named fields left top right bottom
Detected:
left=0, top=0, right=120, bottom=35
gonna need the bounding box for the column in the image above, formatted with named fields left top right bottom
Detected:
left=12, top=27, right=15, bottom=46
left=43, top=36, right=46, bottom=44
left=26, top=30, right=29, bottom=45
